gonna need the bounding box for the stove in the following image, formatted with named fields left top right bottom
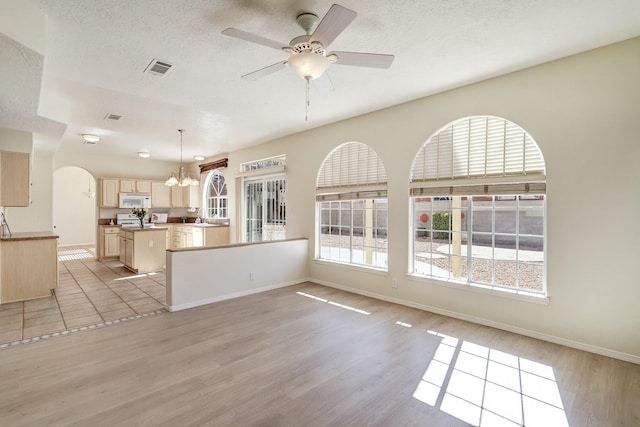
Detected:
left=117, top=213, right=150, bottom=227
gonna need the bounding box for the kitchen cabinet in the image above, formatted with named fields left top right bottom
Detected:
left=170, top=185, right=200, bottom=208
left=151, top=181, right=171, bottom=207
left=204, top=226, right=230, bottom=246
left=122, top=179, right=151, bottom=194
left=164, top=224, right=173, bottom=249
left=170, top=186, right=185, bottom=207
left=171, top=225, right=207, bottom=248
left=0, top=232, right=58, bottom=303
left=185, top=185, right=200, bottom=208
left=169, top=225, right=228, bottom=249
left=172, top=225, right=193, bottom=248
left=136, top=180, right=152, bottom=193
left=119, top=235, right=126, bottom=264
left=119, top=179, right=135, bottom=193
left=0, top=151, right=30, bottom=207
left=119, top=228, right=166, bottom=273
left=100, top=178, right=119, bottom=207
left=98, top=226, right=121, bottom=259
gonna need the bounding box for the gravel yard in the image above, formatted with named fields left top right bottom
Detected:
left=320, top=234, right=544, bottom=292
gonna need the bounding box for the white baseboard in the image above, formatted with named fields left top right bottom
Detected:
left=311, top=278, right=640, bottom=365
left=58, top=243, right=95, bottom=248
left=168, top=279, right=308, bottom=312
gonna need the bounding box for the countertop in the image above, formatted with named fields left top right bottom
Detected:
left=0, top=231, right=59, bottom=241
left=119, top=226, right=169, bottom=233
left=102, top=223, right=229, bottom=228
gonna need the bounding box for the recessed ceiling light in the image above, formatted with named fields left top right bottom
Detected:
left=138, top=152, right=151, bottom=158
left=82, top=134, right=100, bottom=143
left=193, top=155, right=205, bottom=161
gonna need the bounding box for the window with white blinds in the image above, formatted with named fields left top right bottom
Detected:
left=411, top=116, right=545, bottom=196
left=316, top=142, right=389, bottom=270
left=410, top=116, right=547, bottom=295
left=317, top=142, right=387, bottom=200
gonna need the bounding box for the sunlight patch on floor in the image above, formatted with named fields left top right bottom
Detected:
left=57, top=248, right=95, bottom=262
left=296, top=291, right=370, bottom=315
left=413, top=330, right=569, bottom=427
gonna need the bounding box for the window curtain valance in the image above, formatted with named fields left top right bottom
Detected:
left=199, top=158, right=228, bottom=174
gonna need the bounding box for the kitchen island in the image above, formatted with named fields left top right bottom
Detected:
left=119, top=227, right=167, bottom=274
left=0, top=231, right=58, bottom=303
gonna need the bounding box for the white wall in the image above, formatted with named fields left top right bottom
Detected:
left=167, top=238, right=309, bottom=311
left=54, top=149, right=184, bottom=181
left=53, top=166, right=96, bottom=246
left=225, top=38, right=640, bottom=362
left=1, top=129, right=56, bottom=233
left=0, top=127, right=32, bottom=153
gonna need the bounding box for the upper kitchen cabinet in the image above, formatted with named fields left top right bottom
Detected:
left=0, top=151, right=30, bottom=207
left=170, top=186, right=185, bottom=207
left=136, top=180, right=152, bottom=193
left=121, top=179, right=151, bottom=194
left=170, top=185, right=200, bottom=208
left=119, top=179, right=135, bottom=193
left=100, top=178, right=119, bottom=207
left=186, top=185, right=201, bottom=208
left=151, top=181, right=171, bottom=207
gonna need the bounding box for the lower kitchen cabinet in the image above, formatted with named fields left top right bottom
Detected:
left=119, top=228, right=166, bottom=273
left=172, top=225, right=202, bottom=248
left=0, top=233, right=58, bottom=303
left=98, top=226, right=121, bottom=259
left=204, top=226, right=229, bottom=246
left=170, top=225, right=229, bottom=249
left=104, top=227, right=120, bottom=257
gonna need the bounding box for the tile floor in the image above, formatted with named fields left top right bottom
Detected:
left=0, top=246, right=167, bottom=346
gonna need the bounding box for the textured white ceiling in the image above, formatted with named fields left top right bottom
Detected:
left=2, top=0, right=640, bottom=162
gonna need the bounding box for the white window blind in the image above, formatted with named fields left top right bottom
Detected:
left=411, top=117, right=545, bottom=189
left=317, top=142, right=387, bottom=198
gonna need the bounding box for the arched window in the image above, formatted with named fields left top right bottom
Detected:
left=316, top=142, right=388, bottom=270
left=204, top=170, right=228, bottom=219
left=410, top=116, right=546, bottom=294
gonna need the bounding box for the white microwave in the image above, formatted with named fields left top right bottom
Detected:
left=119, top=193, right=151, bottom=209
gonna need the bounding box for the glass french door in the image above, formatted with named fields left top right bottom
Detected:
left=244, top=176, right=286, bottom=242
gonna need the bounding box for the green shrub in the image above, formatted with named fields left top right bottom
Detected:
left=432, top=212, right=451, bottom=240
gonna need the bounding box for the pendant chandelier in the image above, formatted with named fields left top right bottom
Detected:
left=165, top=129, right=199, bottom=187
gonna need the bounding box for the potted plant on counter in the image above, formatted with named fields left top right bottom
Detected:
left=132, top=208, right=148, bottom=229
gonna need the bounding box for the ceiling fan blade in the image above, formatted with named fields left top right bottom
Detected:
left=241, top=61, right=288, bottom=81
left=222, top=28, right=289, bottom=51
left=310, top=4, right=357, bottom=48
left=330, top=51, right=395, bottom=69
left=312, top=73, right=334, bottom=93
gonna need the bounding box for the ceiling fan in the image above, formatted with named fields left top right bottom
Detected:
left=221, top=3, right=395, bottom=92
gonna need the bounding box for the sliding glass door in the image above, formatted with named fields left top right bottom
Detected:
left=244, top=176, right=286, bottom=242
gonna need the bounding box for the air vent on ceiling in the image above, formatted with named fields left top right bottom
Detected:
left=144, top=59, right=173, bottom=76
left=104, top=113, right=122, bottom=121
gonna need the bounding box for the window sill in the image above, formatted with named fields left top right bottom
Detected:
left=312, top=258, right=388, bottom=276
left=406, top=274, right=549, bottom=305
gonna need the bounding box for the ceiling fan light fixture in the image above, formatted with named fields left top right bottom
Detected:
left=288, top=52, right=330, bottom=80
left=326, top=53, right=338, bottom=63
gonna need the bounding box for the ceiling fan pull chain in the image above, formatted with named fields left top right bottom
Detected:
left=305, top=76, right=310, bottom=121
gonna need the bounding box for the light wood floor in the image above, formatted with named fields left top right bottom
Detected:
left=0, top=282, right=638, bottom=426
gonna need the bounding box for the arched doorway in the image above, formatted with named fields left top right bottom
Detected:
left=53, top=166, right=97, bottom=247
